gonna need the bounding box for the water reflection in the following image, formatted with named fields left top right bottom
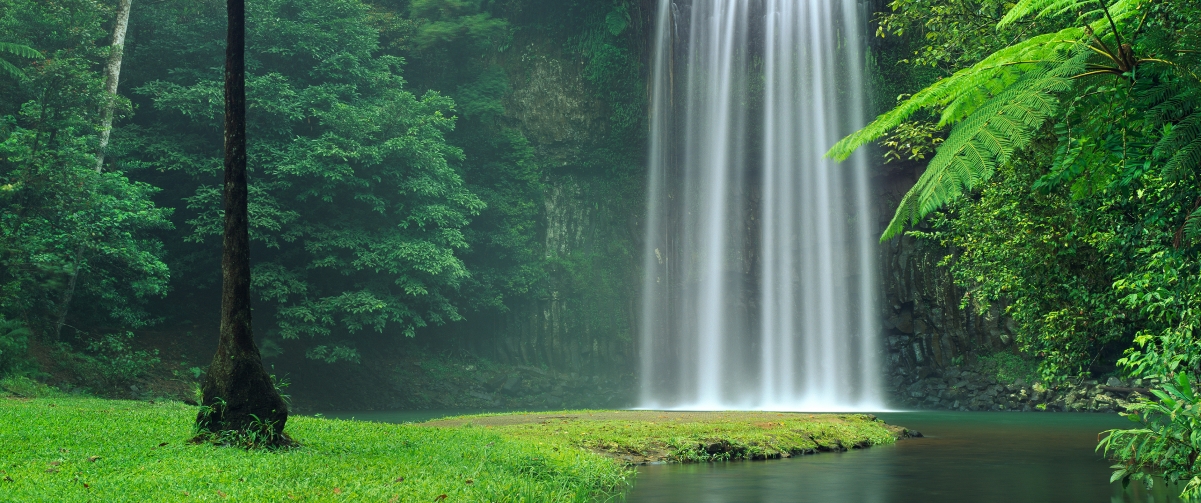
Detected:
left=627, top=412, right=1179, bottom=503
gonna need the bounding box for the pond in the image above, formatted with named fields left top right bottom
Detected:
left=316, top=409, right=1179, bottom=502
left=627, top=412, right=1178, bottom=503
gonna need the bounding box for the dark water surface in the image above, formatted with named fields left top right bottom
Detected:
left=627, top=411, right=1178, bottom=503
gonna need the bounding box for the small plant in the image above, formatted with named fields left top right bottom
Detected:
left=268, top=367, right=291, bottom=406
left=978, top=352, right=1038, bottom=384
left=193, top=396, right=293, bottom=450
left=66, top=331, right=161, bottom=382
left=1099, top=373, right=1201, bottom=501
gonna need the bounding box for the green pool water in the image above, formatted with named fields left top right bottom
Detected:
left=626, top=411, right=1178, bottom=503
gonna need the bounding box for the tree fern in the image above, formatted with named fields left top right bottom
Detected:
left=880, top=50, right=1090, bottom=240
left=0, top=42, right=39, bottom=81
left=829, top=0, right=1152, bottom=241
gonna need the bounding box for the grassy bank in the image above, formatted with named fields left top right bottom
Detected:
left=424, top=410, right=906, bottom=464
left=0, top=392, right=629, bottom=501
left=2, top=380, right=907, bottom=501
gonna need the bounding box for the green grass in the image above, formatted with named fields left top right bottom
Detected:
left=0, top=395, right=631, bottom=502
left=428, top=411, right=903, bottom=463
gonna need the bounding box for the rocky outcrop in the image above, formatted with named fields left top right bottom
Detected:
left=892, top=358, right=1145, bottom=413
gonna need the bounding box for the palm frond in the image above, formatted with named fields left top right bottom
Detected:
left=880, top=51, right=1090, bottom=241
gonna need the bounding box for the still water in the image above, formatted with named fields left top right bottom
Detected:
left=627, top=412, right=1178, bottom=503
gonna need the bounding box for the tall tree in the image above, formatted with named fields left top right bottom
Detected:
left=53, top=0, right=134, bottom=339
left=195, top=0, right=288, bottom=443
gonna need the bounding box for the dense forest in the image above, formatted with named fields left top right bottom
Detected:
left=1, top=0, right=652, bottom=409
left=3, top=0, right=1201, bottom=495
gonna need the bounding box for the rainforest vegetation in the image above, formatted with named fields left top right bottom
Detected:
left=4, top=0, right=1201, bottom=499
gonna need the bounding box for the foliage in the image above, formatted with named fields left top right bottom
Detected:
left=78, top=332, right=161, bottom=382
left=977, top=351, right=1041, bottom=384
left=0, top=315, right=29, bottom=376
left=1100, top=373, right=1201, bottom=500
left=0, top=397, right=632, bottom=501
left=0, top=0, right=171, bottom=341
left=0, top=42, right=38, bottom=81
left=880, top=120, right=945, bottom=163
left=125, top=0, right=484, bottom=362
left=866, top=0, right=1201, bottom=493
left=833, top=0, right=1171, bottom=239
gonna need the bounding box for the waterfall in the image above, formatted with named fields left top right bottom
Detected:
left=640, top=0, right=883, bottom=411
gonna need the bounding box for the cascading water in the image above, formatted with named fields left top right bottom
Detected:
left=640, top=0, right=883, bottom=411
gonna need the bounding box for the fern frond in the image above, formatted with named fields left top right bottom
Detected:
left=1185, top=206, right=1201, bottom=243
left=998, top=0, right=1092, bottom=30
left=827, top=28, right=1083, bottom=161
left=0, top=42, right=39, bottom=59
left=1144, top=79, right=1201, bottom=181
left=998, top=0, right=1146, bottom=30
left=0, top=59, right=24, bottom=81
left=0, top=42, right=38, bottom=81
left=880, top=51, right=1090, bottom=241
left=828, top=0, right=1150, bottom=163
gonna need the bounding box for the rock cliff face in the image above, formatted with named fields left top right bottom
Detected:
left=874, top=161, right=1018, bottom=405
left=432, top=38, right=642, bottom=387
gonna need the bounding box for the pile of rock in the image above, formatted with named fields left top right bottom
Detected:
left=892, top=365, right=1149, bottom=413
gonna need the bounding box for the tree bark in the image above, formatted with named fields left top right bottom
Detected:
left=196, top=0, right=289, bottom=442
left=53, top=0, right=133, bottom=339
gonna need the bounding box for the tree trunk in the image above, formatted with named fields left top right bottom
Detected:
left=53, top=0, right=133, bottom=339
left=196, top=0, right=289, bottom=443
left=94, top=0, right=131, bottom=172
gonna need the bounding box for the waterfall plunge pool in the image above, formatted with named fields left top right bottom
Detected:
left=318, top=409, right=1176, bottom=502
left=626, top=411, right=1177, bottom=503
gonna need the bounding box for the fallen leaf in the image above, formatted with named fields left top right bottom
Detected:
left=394, top=477, right=404, bottom=483
left=333, top=487, right=342, bottom=495
left=45, top=468, right=58, bottom=474
left=183, top=492, right=190, bottom=496
left=49, top=461, right=61, bottom=466
left=83, top=483, right=89, bottom=489
left=87, top=456, right=100, bottom=462
left=158, top=442, right=168, bottom=447
left=435, top=495, right=447, bottom=502
left=465, top=479, right=473, bottom=484
left=59, top=448, right=69, bottom=453
left=217, top=490, right=227, bottom=498
left=3, top=476, right=12, bottom=483
left=389, top=496, right=399, bottom=503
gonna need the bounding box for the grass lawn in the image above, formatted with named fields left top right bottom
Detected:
left=0, top=393, right=629, bottom=501
left=1, top=379, right=907, bottom=502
